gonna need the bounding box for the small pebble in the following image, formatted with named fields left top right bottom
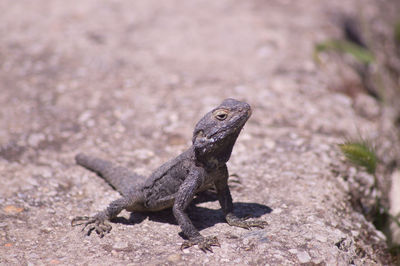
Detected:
left=297, top=251, right=311, bottom=263
left=167, top=253, right=182, bottom=263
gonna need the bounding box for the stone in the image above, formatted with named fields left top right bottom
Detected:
left=297, top=251, right=311, bottom=263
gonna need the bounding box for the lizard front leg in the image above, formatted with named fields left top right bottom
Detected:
left=173, top=167, right=220, bottom=252
left=214, top=165, right=268, bottom=229
left=72, top=197, right=130, bottom=237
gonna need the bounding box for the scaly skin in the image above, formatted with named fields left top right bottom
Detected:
left=72, top=98, right=268, bottom=252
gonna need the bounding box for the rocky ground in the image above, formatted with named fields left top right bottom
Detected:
left=0, top=0, right=399, bottom=265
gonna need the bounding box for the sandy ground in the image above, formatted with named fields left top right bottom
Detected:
left=0, top=0, right=398, bottom=264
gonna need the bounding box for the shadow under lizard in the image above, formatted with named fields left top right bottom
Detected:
left=72, top=98, right=267, bottom=252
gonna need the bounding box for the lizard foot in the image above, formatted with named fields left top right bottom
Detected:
left=71, top=214, right=112, bottom=237
left=226, top=213, right=268, bottom=230
left=180, top=236, right=220, bottom=253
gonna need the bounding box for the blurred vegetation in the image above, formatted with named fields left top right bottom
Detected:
left=314, top=40, right=374, bottom=65
left=314, top=15, right=400, bottom=106
left=339, top=140, right=377, bottom=175
left=316, top=10, right=400, bottom=263
left=394, top=20, right=400, bottom=44
left=339, top=138, right=400, bottom=261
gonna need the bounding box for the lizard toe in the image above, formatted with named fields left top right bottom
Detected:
left=71, top=216, right=91, bottom=226
left=226, top=213, right=268, bottom=230
left=181, top=236, right=220, bottom=253
left=72, top=215, right=112, bottom=237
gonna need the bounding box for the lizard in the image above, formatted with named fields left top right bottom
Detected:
left=71, top=98, right=268, bottom=252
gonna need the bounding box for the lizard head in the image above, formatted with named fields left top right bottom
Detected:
left=192, top=98, right=252, bottom=165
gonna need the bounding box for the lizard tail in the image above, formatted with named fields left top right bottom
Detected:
left=75, top=153, right=144, bottom=196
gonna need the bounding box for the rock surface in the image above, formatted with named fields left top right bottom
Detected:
left=0, top=0, right=398, bottom=265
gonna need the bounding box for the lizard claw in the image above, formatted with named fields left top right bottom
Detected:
left=180, top=236, right=220, bottom=253
left=226, top=213, right=268, bottom=229
left=71, top=215, right=112, bottom=237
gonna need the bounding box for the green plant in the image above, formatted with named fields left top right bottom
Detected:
left=394, top=20, right=400, bottom=44
left=339, top=140, right=377, bottom=175
left=339, top=139, right=400, bottom=245
left=314, top=40, right=375, bottom=64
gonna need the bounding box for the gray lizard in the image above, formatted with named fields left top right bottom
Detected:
left=71, top=98, right=267, bottom=252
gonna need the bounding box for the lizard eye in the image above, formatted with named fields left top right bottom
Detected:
left=214, top=110, right=228, bottom=121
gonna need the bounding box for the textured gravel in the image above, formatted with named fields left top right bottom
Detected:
left=0, top=0, right=398, bottom=265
